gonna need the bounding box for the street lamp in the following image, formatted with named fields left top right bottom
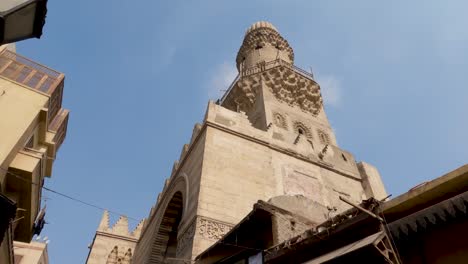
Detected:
left=0, top=0, right=48, bottom=45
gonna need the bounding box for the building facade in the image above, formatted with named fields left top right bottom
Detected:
left=13, top=241, right=49, bottom=264
left=131, top=21, right=387, bottom=263
left=86, top=211, right=145, bottom=264
left=0, top=44, right=69, bottom=263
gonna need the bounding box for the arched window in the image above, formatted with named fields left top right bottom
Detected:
left=293, top=122, right=312, bottom=139
left=317, top=129, right=330, bottom=145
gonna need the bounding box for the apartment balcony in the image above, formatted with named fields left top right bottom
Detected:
left=45, top=108, right=69, bottom=174
left=0, top=49, right=69, bottom=164
left=0, top=49, right=64, bottom=122
left=0, top=49, right=69, bottom=244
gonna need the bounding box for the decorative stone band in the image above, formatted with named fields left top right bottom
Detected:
left=175, top=216, right=234, bottom=258
left=223, top=63, right=322, bottom=116
left=176, top=219, right=196, bottom=257
left=197, top=216, right=234, bottom=241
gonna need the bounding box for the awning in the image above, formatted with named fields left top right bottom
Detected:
left=389, top=190, right=468, bottom=239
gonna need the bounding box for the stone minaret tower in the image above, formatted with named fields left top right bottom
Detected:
left=133, top=21, right=387, bottom=263
left=86, top=211, right=145, bottom=264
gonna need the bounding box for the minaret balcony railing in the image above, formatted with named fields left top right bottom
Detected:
left=241, top=58, right=314, bottom=79
left=0, top=49, right=64, bottom=122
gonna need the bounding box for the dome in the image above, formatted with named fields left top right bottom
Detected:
left=245, top=21, right=278, bottom=36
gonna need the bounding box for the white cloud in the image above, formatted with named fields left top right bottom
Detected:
left=207, top=62, right=238, bottom=100
left=316, top=75, right=342, bottom=107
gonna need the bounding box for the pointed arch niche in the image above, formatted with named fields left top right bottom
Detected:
left=149, top=191, right=184, bottom=263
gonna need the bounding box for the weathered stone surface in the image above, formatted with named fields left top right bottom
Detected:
left=86, top=211, right=144, bottom=264
left=131, top=21, right=387, bottom=264
left=269, top=195, right=329, bottom=225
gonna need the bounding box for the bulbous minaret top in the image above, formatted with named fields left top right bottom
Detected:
left=236, top=21, right=294, bottom=71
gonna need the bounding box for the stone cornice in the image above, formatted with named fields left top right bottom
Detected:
left=95, top=231, right=139, bottom=243
left=205, top=120, right=361, bottom=182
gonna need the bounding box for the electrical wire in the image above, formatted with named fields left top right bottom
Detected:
left=0, top=166, right=140, bottom=222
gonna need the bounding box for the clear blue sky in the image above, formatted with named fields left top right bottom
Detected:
left=17, top=1, right=467, bottom=263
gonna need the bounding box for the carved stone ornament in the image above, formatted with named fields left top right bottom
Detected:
left=176, top=220, right=196, bottom=257
left=264, top=66, right=322, bottom=115
left=293, top=121, right=313, bottom=139
left=317, top=129, right=330, bottom=144
left=197, top=217, right=233, bottom=241
left=223, top=65, right=323, bottom=116
left=273, top=112, right=288, bottom=130
left=236, top=27, right=294, bottom=69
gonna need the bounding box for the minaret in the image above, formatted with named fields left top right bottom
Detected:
left=133, top=21, right=387, bottom=263
left=222, top=21, right=336, bottom=151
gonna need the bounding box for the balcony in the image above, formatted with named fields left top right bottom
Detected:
left=47, top=108, right=69, bottom=153
left=241, top=59, right=315, bottom=79
left=0, top=49, right=65, bottom=122
left=220, top=59, right=315, bottom=104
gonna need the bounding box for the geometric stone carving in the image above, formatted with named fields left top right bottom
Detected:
left=97, top=210, right=145, bottom=239
left=106, top=246, right=132, bottom=264
left=111, top=216, right=129, bottom=236
left=273, top=112, right=288, bottom=130
left=87, top=211, right=143, bottom=264
left=263, top=67, right=322, bottom=115
left=176, top=220, right=196, bottom=257
left=106, top=246, right=118, bottom=264
left=197, top=217, right=233, bottom=241
left=223, top=75, right=261, bottom=113
left=293, top=121, right=313, bottom=139
left=222, top=65, right=322, bottom=116
left=132, top=219, right=145, bottom=237
left=317, top=129, right=330, bottom=145
left=236, top=25, right=294, bottom=69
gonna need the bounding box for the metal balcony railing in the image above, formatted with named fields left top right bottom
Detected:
left=241, top=59, right=315, bottom=79
left=0, top=50, right=65, bottom=122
